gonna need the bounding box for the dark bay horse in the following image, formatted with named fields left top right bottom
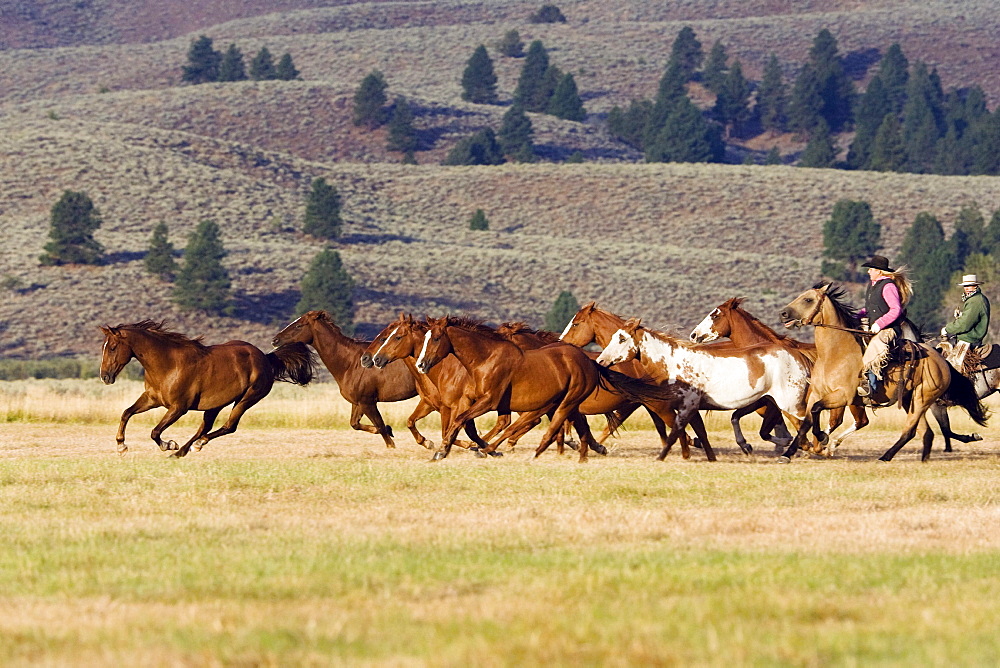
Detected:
left=272, top=311, right=418, bottom=448
left=595, top=318, right=809, bottom=461
left=779, top=283, right=987, bottom=462
left=100, top=320, right=314, bottom=457
left=361, top=314, right=496, bottom=453
left=562, top=301, right=781, bottom=456
left=691, top=297, right=870, bottom=454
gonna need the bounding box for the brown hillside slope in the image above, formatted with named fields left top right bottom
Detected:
left=2, top=113, right=999, bottom=358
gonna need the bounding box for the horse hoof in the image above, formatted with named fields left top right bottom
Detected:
left=473, top=448, right=487, bottom=459
left=423, top=440, right=436, bottom=450
left=488, top=450, right=503, bottom=458
left=971, top=433, right=983, bottom=442
left=193, top=438, right=208, bottom=452
left=777, top=456, right=791, bottom=464
left=592, top=444, right=608, bottom=456
left=738, top=444, right=753, bottom=456
left=817, top=433, right=830, bottom=446
left=431, top=452, right=446, bottom=462
left=117, top=445, right=128, bottom=457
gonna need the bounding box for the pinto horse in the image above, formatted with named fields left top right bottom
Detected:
left=779, top=283, right=987, bottom=462
left=361, top=314, right=496, bottom=453
left=562, top=302, right=784, bottom=456
left=595, top=318, right=809, bottom=461
left=691, top=297, right=870, bottom=454
left=100, top=320, right=314, bottom=457
left=931, top=343, right=999, bottom=451
left=272, top=311, right=418, bottom=448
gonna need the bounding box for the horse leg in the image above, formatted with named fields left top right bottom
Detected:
left=570, top=411, right=605, bottom=463
left=756, top=398, right=793, bottom=449
left=435, top=395, right=497, bottom=460
left=406, top=398, right=437, bottom=450
left=919, top=413, right=935, bottom=462
left=534, top=405, right=580, bottom=461
left=178, top=407, right=222, bottom=455
left=828, top=401, right=869, bottom=452
left=187, top=387, right=269, bottom=454
left=350, top=402, right=395, bottom=448
left=778, top=406, right=815, bottom=464
left=116, top=392, right=160, bottom=455
left=729, top=401, right=763, bottom=455
left=152, top=405, right=191, bottom=455
left=687, top=411, right=716, bottom=462
left=878, top=411, right=921, bottom=462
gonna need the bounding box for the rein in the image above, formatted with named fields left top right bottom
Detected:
left=814, top=322, right=873, bottom=336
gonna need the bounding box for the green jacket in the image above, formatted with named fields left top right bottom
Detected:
left=945, top=288, right=990, bottom=346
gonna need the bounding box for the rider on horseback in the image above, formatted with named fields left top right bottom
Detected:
left=857, top=255, right=913, bottom=399
left=942, top=274, right=990, bottom=347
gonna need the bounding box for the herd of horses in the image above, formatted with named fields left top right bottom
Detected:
left=99, top=282, right=994, bottom=463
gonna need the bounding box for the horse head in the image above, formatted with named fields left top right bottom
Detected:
left=99, top=325, right=132, bottom=385
left=559, top=300, right=598, bottom=346
left=690, top=297, right=747, bottom=343
left=272, top=311, right=324, bottom=348
left=415, top=316, right=452, bottom=375
left=596, top=317, right=642, bottom=367
left=780, top=283, right=832, bottom=329
left=363, top=313, right=418, bottom=369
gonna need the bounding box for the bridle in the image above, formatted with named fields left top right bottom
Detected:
left=794, top=288, right=872, bottom=336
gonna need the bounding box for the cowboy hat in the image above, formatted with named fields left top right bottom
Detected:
left=958, top=274, right=984, bottom=286
left=861, top=255, right=893, bottom=272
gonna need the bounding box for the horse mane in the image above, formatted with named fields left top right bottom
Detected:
left=113, top=320, right=208, bottom=350
left=443, top=315, right=506, bottom=342
left=727, top=301, right=799, bottom=343
left=815, top=282, right=862, bottom=328
left=499, top=321, right=561, bottom=344
left=314, top=311, right=369, bottom=343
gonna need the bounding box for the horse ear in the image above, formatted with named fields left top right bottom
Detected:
left=99, top=325, right=111, bottom=336
left=582, top=301, right=596, bottom=312
left=734, top=297, right=746, bottom=307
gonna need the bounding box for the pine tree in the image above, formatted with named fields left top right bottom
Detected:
left=144, top=222, right=178, bottom=280
left=461, top=45, right=499, bottom=104
left=645, top=96, right=723, bottom=164
left=548, top=72, right=585, bottom=121
left=933, top=126, right=968, bottom=176
left=712, top=60, right=750, bottom=136
left=296, top=249, right=355, bottom=333
left=847, top=76, right=892, bottom=169
left=701, top=40, right=728, bottom=94
left=970, top=110, right=1000, bottom=175
left=643, top=60, right=687, bottom=149
left=607, top=99, right=652, bottom=150
left=798, top=119, right=837, bottom=168
left=787, top=63, right=824, bottom=136
left=443, top=128, right=505, bottom=166
left=821, top=199, right=881, bottom=280
left=898, top=212, right=954, bottom=328
left=668, top=26, right=702, bottom=82
left=217, top=44, right=247, bottom=82
left=757, top=54, right=786, bottom=133
left=498, top=103, right=534, bottom=159
left=40, top=190, right=105, bottom=266
left=173, top=220, right=231, bottom=314
left=877, top=43, right=909, bottom=114
left=764, top=146, right=783, bottom=165
left=353, top=70, right=389, bottom=128
left=529, top=4, right=567, bottom=23
left=469, top=209, right=489, bottom=231
left=514, top=40, right=553, bottom=112
left=498, top=29, right=524, bottom=58
left=868, top=114, right=906, bottom=172
left=386, top=96, right=419, bottom=154
left=982, top=208, right=1000, bottom=256
left=182, top=35, right=221, bottom=84
left=249, top=46, right=277, bottom=80
left=302, top=177, right=342, bottom=239
left=275, top=53, right=300, bottom=80
left=950, top=204, right=985, bottom=266
left=545, top=290, right=580, bottom=332
left=807, top=29, right=854, bottom=132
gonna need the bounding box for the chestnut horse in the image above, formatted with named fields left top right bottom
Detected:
left=497, top=322, right=712, bottom=460
left=273, top=311, right=418, bottom=448
left=691, top=297, right=869, bottom=454
left=595, top=318, right=810, bottom=461
left=414, top=316, right=677, bottom=462
left=562, top=302, right=782, bottom=456
left=361, top=314, right=496, bottom=454
left=100, top=320, right=314, bottom=457
left=779, top=283, right=987, bottom=462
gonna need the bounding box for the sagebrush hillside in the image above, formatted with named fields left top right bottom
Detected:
left=2, top=0, right=1000, bottom=358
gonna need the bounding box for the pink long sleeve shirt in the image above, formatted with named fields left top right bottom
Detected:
left=859, top=278, right=902, bottom=330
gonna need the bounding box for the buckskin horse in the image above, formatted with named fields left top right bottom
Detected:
left=100, top=320, right=314, bottom=457
left=273, top=310, right=418, bottom=448
left=594, top=317, right=809, bottom=461
left=779, top=282, right=987, bottom=462
left=691, top=296, right=870, bottom=455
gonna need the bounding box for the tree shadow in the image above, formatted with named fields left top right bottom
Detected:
left=103, top=250, right=148, bottom=265
left=843, top=47, right=882, bottom=80
left=231, top=289, right=298, bottom=326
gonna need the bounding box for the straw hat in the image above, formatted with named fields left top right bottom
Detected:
left=958, top=274, right=983, bottom=286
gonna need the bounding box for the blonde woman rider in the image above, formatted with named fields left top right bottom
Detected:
left=857, top=255, right=913, bottom=399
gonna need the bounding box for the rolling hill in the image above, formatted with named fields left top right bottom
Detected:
left=2, top=0, right=999, bottom=358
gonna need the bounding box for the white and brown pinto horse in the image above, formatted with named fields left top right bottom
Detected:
left=594, top=317, right=810, bottom=461
left=779, top=282, right=987, bottom=462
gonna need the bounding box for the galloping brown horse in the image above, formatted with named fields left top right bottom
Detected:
left=691, top=297, right=870, bottom=454
left=272, top=311, right=418, bottom=448
left=100, top=320, right=314, bottom=457
left=779, top=283, right=987, bottom=462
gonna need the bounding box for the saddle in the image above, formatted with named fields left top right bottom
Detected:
left=939, top=340, right=999, bottom=376
left=863, top=340, right=927, bottom=407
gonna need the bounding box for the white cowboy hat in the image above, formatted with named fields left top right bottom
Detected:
left=958, top=274, right=984, bottom=286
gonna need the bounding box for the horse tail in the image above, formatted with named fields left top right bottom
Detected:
left=267, top=341, right=316, bottom=386
left=595, top=365, right=678, bottom=404
left=604, top=410, right=625, bottom=437
left=941, top=367, right=990, bottom=427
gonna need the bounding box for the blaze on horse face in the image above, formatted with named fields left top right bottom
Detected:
left=363, top=314, right=418, bottom=369
left=559, top=300, right=598, bottom=347
left=99, top=326, right=132, bottom=385
left=272, top=312, right=316, bottom=348
left=595, top=319, right=642, bottom=367
left=415, top=317, right=452, bottom=374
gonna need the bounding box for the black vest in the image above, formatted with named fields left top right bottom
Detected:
left=865, top=278, right=904, bottom=332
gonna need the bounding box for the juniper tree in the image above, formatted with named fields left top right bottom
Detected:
left=701, top=40, right=728, bottom=94
left=296, top=248, right=355, bottom=333
left=877, top=43, right=909, bottom=115
left=40, top=190, right=104, bottom=266
left=798, top=120, right=837, bottom=168
left=144, top=222, right=178, bottom=280
left=498, top=103, right=534, bottom=159
left=217, top=44, right=247, bottom=82
left=461, top=45, right=499, bottom=104
left=469, top=209, right=489, bottom=231
left=302, top=177, right=342, bottom=239
left=898, top=212, right=955, bottom=328
left=353, top=70, right=389, bottom=128
left=530, top=4, right=566, bottom=23
left=173, top=220, right=231, bottom=314
left=498, top=29, right=524, bottom=57
left=182, top=35, right=221, bottom=84
left=275, top=53, right=300, bottom=80
left=787, top=63, right=824, bottom=136
left=668, top=26, right=702, bottom=82
left=868, top=114, right=906, bottom=172
left=607, top=99, right=653, bottom=150
left=764, top=146, right=783, bottom=165
left=847, top=76, right=892, bottom=169
left=514, top=40, right=553, bottom=112
left=808, top=29, right=854, bottom=132
left=645, top=96, right=723, bottom=164
left=712, top=60, right=750, bottom=136
left=757, top=54, right=786, bottom=133
left=386, top=96, right=419, bottom=154
left=249, top=46, right=277, bottom=80
left=821, top=199, right=881, bottom=280
left=983, top=209, right=1000, bottom=256
left=443, top=128, right=504, bottom=166
left=548, top=72, right=585, bottom=121
left=545, top=291, right=579, bottom=332
left=950, top=204, right=986, bottom=266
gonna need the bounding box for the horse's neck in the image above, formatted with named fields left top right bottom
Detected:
left=448, top=327, right=517, bottom=371
left=814, top=303, right=862, bottom=362
left=730, top=309, right=779, bottom=345
left=593, top=311, right=627, bottom=348
left=313, top=322, right=366, bottom=378
left=127, top=330, right=187, bottom=377
left=637, top=331, right=683, bottom=379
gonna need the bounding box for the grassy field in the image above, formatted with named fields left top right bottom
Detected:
left=1, top=380, right=999, bottom=665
